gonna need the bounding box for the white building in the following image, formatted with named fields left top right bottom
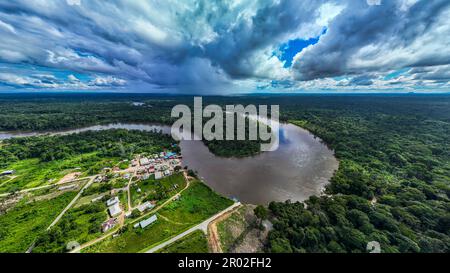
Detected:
left=137, top=201, right=155, bottom=213
left=106, top=197, right=119, bottom=207
left=140, top=158, right=150, bottom=166
left=0, top=170, right=15, bottom=176
left=155, top=171, right=163, bottom=180
left=139, top=215, right=158, bottom=229
left=108, top=203, right=122, bottom=217
left=58, top=184, right=77, bottom=191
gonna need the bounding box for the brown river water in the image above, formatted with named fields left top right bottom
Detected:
left=0, top=122, right=338, bottom=204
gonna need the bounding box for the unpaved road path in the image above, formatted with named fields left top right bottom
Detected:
left=207, top=204, right=242, bottom=253
left=47, top=176, right=96, bottom=230
left=145, top=202, right=241, bottom=253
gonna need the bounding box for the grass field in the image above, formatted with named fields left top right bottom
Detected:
left=157, top=230, right=209, bottom=253
left=158, top=181, right=233, bottom=225
left=32, top=202, right=109, bottom=253
left=130, top=172, right=186, bottom=207
left=84, top=216, right=189, bottom=253
left=0, top=191, right=77, bottom=252
left=85, top=181, right=232, bottom=253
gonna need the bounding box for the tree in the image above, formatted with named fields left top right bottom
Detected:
left=254, top=205, right=269, bottom=221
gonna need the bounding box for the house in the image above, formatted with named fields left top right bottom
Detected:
left=164, top=152, right=176, bottom=159
left=140, top=158, right=150, bottom=166
left=137, top=167, right=147, bottom=174
left=155, top=171, right=163, bottom=180
left=94, top=175, right=103, bottom=183
left=58, top=184, right=77, bottom=191
left=142, top=174, right=150, bottom=180
left=0, top=170, right=15, bottom=176
left=137, top=201, right=155, bottom=213
left=108, top=203, right=122, bottom=217
left=106, top=196, right=119, bottom=207
left=139, top=215, right=158, bottom=229
left=164, top=170, right=171, bottom=176
left=102, top=218, right=117, bottom=233
left=91, top=196, right=104, bottom=203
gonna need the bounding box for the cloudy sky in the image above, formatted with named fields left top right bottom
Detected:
left=0, top=0, right=449, bottom=93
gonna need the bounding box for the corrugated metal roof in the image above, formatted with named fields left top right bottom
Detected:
left=108, top=203, right=122, bottom=217
left=139, top=215, right=158, bottom=229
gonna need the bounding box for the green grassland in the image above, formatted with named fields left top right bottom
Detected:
left=84, top=215, right=188, bottom=253
left=158, top=181, right=233, bottom=225
left=32, top=201, right=109, bottom=253
left=85, top=181, right=232, bottom=253
left=157, top=230, right=209, bottom=253
left=130, top=172, right=186, bottom=207
left=0, top=191, right=77, bottom=253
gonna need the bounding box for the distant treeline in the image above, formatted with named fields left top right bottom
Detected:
left=0, top=129, right=177, bottom=167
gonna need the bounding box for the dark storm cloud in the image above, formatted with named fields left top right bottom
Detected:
left=0, top=0, right=449, bottom=92
left=349, top=75, right=374, bottom=86
left=292, top=0, right=450, bottom=81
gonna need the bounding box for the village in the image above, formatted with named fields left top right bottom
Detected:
left=0, top=137, right=238, bottom=254
left=96, top=151, right=183, bottom=234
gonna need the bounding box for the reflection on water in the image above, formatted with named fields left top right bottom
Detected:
left=0, top=122, right=338, bottom=204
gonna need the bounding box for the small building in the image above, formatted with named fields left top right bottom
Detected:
left=123, top=173, right=131, bottom=180
left=125, top=211, right=132, bottom=218
left=137, top=201, right=155, bottom=213
left=108, top=203, right=122, bottom=217
left=139, top=215, right=158, bottom=229
left=0, top=170, right=15, bottom=176
left=106, top=196, right=119, bottom=207
left=58, top=184, right=77, bottom=191
left=164, top=170, right=171, bottom=176
left=91, top=196, right=104, bottom=203
left=155, top=171, right=163, bottom=180
left=164, top=152, right=177, bottom=159
left=102, top=218, right=117, bottom=233
left=94, top=176, right=105, bottom=183
left=142, top=174, right=150, bottom=180
left=140, top=158, right=150, bottom=166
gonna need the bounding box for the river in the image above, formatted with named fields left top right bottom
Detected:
left=0, top=122, right=338, bottom=204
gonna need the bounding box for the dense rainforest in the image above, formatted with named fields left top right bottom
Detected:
left=0, top=93, right=449, bottom=252
left=268, top=95, right=450, bottom=253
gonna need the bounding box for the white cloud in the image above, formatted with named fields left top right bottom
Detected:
left=90, top=76, right=126, bottom=87
left=66, top=0, right=81, bottom=6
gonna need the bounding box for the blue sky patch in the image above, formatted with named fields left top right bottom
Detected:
left=276, top=28, right=327, bottom=68
left=384, top=68, right=410, bottom=80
